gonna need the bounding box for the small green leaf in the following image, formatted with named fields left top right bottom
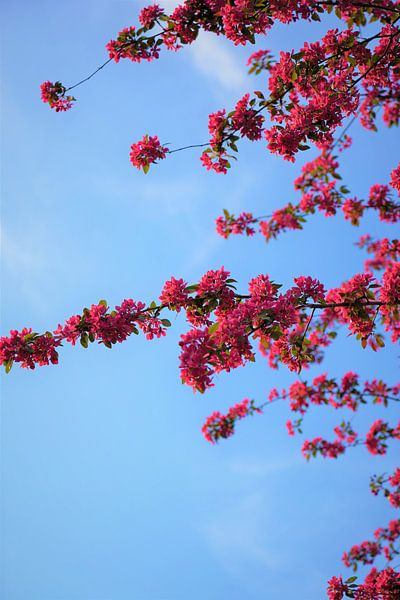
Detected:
left=208, top=322, right=219, bottom=335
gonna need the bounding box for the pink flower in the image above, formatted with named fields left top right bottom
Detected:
left=40, top=81, right=75, bottom=112
left=130, top=135, right=168, bottom=172
left=139, top=4, right=164, bottom=29
left=159, top=277, right=189, bottom=311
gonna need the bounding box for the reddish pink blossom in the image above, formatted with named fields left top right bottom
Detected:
left=159, top=277, right=189, bottom=311
left=40, top=81, right=75, bottom=112
left=202, top=398, right=262, bottom=443
left=215, top=211, right=256, bottom=239
left=139, top=4, right=164, bottom=29
left=390, top=163, right=400, bottom=196
left=130, top=135, right=168, bottom=171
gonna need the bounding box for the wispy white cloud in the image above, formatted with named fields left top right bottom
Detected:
left=189, top=31, right=247, bottom=91
left=202, top=493, right=283, bottom=573
left=141, top=1, right=246, bottom=91
left=229, top=455, right=302, bottom=477
left=1, top=223, right=45, bottom=274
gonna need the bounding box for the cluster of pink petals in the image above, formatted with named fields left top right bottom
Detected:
left=139, top=4, right=164, bottom=29
left=2, top=267, right=398, bottom=397
left=390, top=163, right=400, bottom=195
left=280, top=373, right=400, bottom=417
left=356, top=235, right=400, bottom=273
left=40, top=81, right=74, bottom=112
left=343, top=519, right=400, bottom=570
left=202, top=398, right=262, bottom=443
left=159, top=277, right=189, bottom=311
left=215, top=211, right=256, bottom=239
left=328, top=568, right=400, bottom=600
left=365, top=419, right=400, bottom=455
left=0, top=299, right=169, bottom=371
left=301, top=436, right=346, bottom=460
left=129, top=135, right=168, bottom=171
left=370, top=467, right=400, bottom=508
left=106, top=26, right=161, bottom=63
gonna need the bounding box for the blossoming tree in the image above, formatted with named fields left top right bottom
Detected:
left=3, top=1, right=400, bottom=597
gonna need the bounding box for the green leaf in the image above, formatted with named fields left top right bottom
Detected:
left=99, top=299, right=107, bottom=307
left=4, top=359, right=13, bottom=374
left=80, top=333, right=89, bottom=349
left=185, top=284, right=199, bottom=293
left=143, top=163, right=150, bottom=174
left=208, top=322, right=219, bottom=335
left=161, top=319, right=171, bottom=327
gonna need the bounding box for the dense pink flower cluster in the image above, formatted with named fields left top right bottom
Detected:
left=0, top=299, right=171, bottom=371
left=2, top=267, right=398, bottom=397
left=106, top=26, right=161, bottom=63
left=281, top=373, right=400, bottom=418
left=139, top=4, right=164, bottom=29
left=215, top=142, right=399, bottom=243
left=202, top=398, right=262, bottom=443
left=129, top=135, right=168, bottom=172
left=328, top=568, right=400, bottom=600
left=323, top=272, right=378, bottom=340
left=231, top=93, right=264, bottom=140
left=365, top=419, right=400, bottom=455
left=302, top=418, right=400, bottom=460
left=40, top=81, right=75, bottom=112
left=301, top=436, right=346, bottom=460
left=370, top=468, right=400, bottom=508
left=356, top=235, right=400, bottom=273
left=343, top=519, right=400, bottom=570
left=368, top=184, right=400, bottom=223
left=379, top=262, right=400, bottom=341
left=215, top=210, right=256, bottom=239
left=159, top=277, right=189, bottom=312
left=390, top=163, right=400, bottom=195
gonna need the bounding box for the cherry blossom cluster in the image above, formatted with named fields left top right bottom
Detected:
left=301, top=419, right=400, bottom=460
left=42, top=1, right=400, bottom=179
left=343, top=519, right=400, bottom=570
left=391, top=162, right=400, bottom=194
left=202, top=398, right=262, bottom=443
left=356, top=235, right=400, bottom=273
left=365, top=418, right=400, bottom=455
left=3, top=266, right=398, bottom=382
left=215, top=209, right=256, bottom=238
left=327, top=568, right=400, bottom=600
left=0, top=299, right=170, bottom=373
left=196, top=22, right=400, bottom=170
left=129, top=135, right=168, bottom=172
left=200, top=93, right=265, bottom=173
left=282, top=373, right=400, bottom=418
left=216, top=148, right=399, bottom=242
left=370, top=468, right=400, bottom=508
left=200, top=373, right=399, bottom=445
left=40, top=81, right=75, bottom=112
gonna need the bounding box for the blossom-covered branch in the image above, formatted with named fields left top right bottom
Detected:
left=216, top=155, right=400, bottom=242
left=2, top=266, right=399, bottom=386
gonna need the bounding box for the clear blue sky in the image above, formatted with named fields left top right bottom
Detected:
left=1, top=2, right=399, bottom=599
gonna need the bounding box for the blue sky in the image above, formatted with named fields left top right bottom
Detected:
left=1, top=2, right=399, bottom=599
